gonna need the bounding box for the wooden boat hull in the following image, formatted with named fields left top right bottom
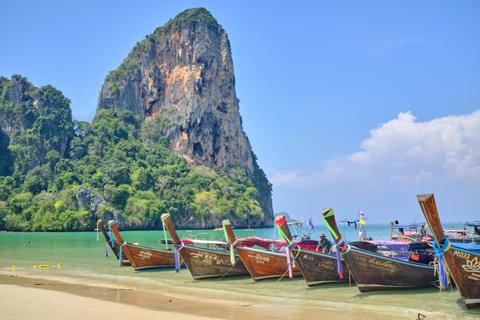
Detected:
left=445, top=246, right=480, bottom=308
left=345, top=246, right=436, bottom=292
left=120, top=243, right=176, bottom=271
left=180, top=245, right=248, bottom=279
left=293, top=248, right=348, bottom=286
left=418, top=194, right=480, bottom=309
left=236, top=246, right=301, bottom=280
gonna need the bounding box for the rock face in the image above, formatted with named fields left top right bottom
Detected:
left=98, top=8, right=273, bottom=222
left=0, top=75, right=73, bottom=173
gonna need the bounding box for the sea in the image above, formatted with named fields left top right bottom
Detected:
left=1, top=223, right=479, bottom=319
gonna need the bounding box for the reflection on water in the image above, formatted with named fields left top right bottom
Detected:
left=0, top=223, right=479, bottom=319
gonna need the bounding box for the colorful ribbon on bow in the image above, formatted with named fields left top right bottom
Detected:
left=286, top=244, right=294, bottom=278
left=119, top=244, right=123, bottom=267
left=432, top=237, right=451, bottom=289
left=335, top=239, right=349, bottom=279
left=275, top=221, right=295, bottom=278
left=174, top=242, right=184, bottom=272
left=108, top=224, right=114, bottom=248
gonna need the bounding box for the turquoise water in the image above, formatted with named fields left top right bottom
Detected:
left=0, top=223, right=479, bottom=319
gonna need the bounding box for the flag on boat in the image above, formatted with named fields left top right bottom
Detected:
left=359, top=211, right=366, bottom=225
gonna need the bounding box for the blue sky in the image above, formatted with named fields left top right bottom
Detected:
left=1, top=1, right=479, bottom=223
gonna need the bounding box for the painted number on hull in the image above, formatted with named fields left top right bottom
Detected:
left=191, top=252, right=230, bottom=266
left=453, top=250, right=471, bottom=260
left=251, top=253, right=270, bottom=264
left=138, top=251, right=152, bottom=260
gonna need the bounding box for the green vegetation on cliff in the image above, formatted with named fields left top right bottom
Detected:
left=0, top=76, right=266, bottom=231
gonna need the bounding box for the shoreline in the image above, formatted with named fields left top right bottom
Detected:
left=0, top=272, right=401, bottom=320
left=1, top=272, right=476, bottom=320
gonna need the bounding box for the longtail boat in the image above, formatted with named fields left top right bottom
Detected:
left=161, top=213, right=248, bottom=279
left=417, top=194, right=480, bottom=309
left=446, top=222, right=480, bottom=244
left=222, top=219, right=301, bottom=280
left=97, top=219, right=130, bottom=266
left=274, top=215, right=348, bottom=286
left=322, top=208, right=437, bottom=292
left=108, top=220, right=177, bottom=271
left=390, top=222, right=431, bottom=242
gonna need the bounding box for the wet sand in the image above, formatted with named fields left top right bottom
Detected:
left=0, top=273, right=421, bottom=320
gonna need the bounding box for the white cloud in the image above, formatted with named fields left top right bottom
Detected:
left=270, top=172, right=300, bottom=186
left=350, top=110, right=480, bottom=182
left=269, top=109, right=480, bottom=222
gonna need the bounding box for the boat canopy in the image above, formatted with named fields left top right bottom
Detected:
left=358, top=240, right=412, bottom=256
left=408, top=242, right=432, bottom=251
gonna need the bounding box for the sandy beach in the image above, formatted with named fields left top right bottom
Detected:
left=0, top=273, right=411, bottom=320
left=1, top=272, right=478, bottom=320
left=0, top=283, right=214, bottom=320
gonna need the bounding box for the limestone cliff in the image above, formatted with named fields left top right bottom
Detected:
left=0, top=75, right=73, bottom=174
left=97, top=8, right=273, bottom=223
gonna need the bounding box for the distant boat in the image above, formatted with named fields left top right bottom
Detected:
left=97, top=219, right=130, bottom=266
left=223, top=219, right=301, bottom=281
left=390, top=221, right=431, bottom=242
left=161, top=214, right=248, bottom=279
left=417, top=194, right=480, bottom=309
left=445, top=221, right=480, bottom=244
left=275, top=215, right=348, bottom=286
left=108, top=220, right=178, bottom=271
left=322, top=208, right=436, bottom=292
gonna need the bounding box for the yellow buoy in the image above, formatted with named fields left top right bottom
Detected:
left=11, top=265, right=16, bottom=271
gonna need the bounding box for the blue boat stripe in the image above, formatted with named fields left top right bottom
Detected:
left=452, top=246, right=480, bottom=256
